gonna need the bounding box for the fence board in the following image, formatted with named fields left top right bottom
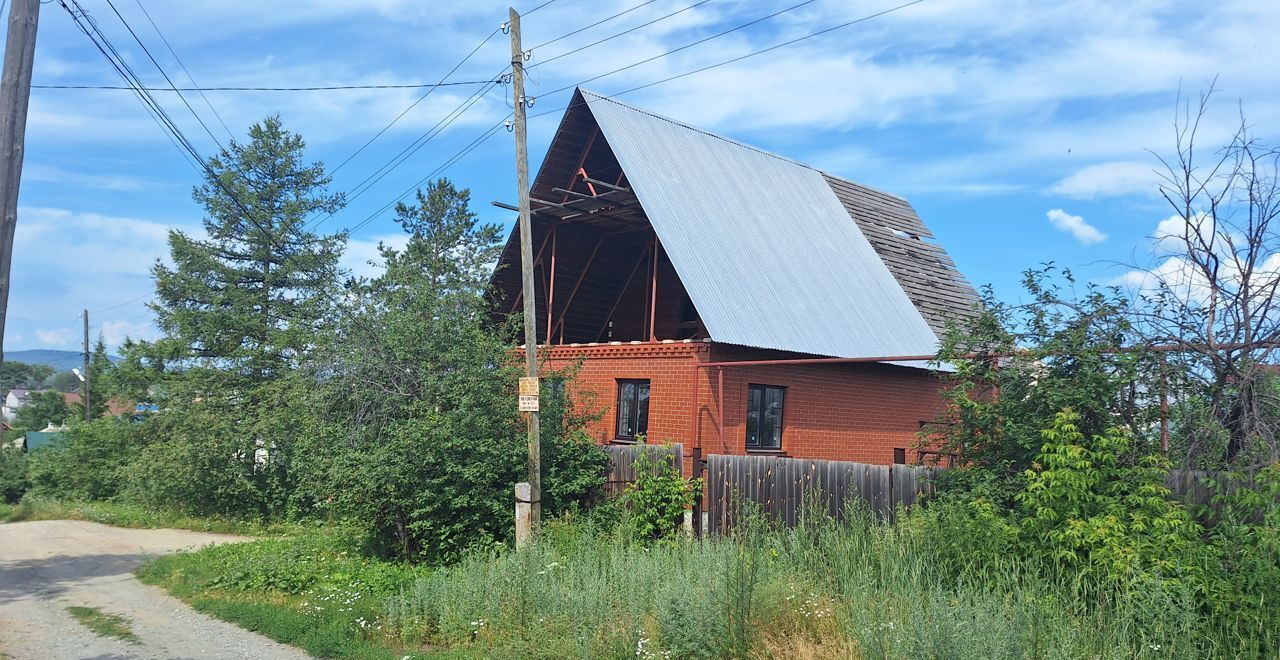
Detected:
left=601, top=443, right=683, bottom=497
left=704, top=454, right=939, bottom=535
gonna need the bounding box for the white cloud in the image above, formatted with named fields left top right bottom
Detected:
left=1049, top=161, right=1160, bottom=199
left=8, top=206, right=186, bottom=351
left=1046, top=208, right=1107, bottom=245
left=35, top=328, right=73, bottom=347
left=342, top=233, right=408, bottom=280
left=1151, top=212, right=1223, bottom=254
left=100, top=319, right=159, bottom=346
left=1120, top=212, right=1280, bottom=307
left=23, top=164, right=167, bottom=192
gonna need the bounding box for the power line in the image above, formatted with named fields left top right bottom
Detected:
left=521, top=0, right=560, bottom=15
left=59, top=0, right=295, bottom=258
left=327, top=29, right=503, bottom=178
left=594, top=0, right=928, bottom=99
left=54, top=1, right=440, bottom=365
left=538, top=0, right=820, bottom=98
left=131, top=0, right=232, bottom=138
left=59, top=1, right=205, bottom=173
left=303, top=77, right=503, bottom=232
left=345, top=119, right=508, bottom=236
left=339, top=0, right=828, bottom=237
left=32, top=80, right=498, bottom=91
left=528, top=0, right=662, bottom=51
left=102, top=0, right=228, bottom=152
left=529, top=0, right=712, bottom=69
left=90, top=293, right=149, bottom=314
left=314, top=1, right=711, bottom=233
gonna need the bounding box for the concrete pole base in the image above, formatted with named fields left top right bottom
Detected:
left=515, top=482, right=532, bottom=549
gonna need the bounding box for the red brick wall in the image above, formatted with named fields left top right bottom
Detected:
left=544, top=341, right=705, bottom=447
left=542, top=341, right=949, bottom=473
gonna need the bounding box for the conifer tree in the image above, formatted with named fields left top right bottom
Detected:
left=151, top=115, right=345, bottom=384
left=130, top=116, right=345, bottom=516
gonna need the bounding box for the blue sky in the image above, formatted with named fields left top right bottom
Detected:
left=6, top=0, right=1278, bottom=352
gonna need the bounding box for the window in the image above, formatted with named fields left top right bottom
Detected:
left=746, top=384, right=785, bottom=450
left=542, top=377, right=566, bottom=429
left=615, top=379, right=650, bottom=440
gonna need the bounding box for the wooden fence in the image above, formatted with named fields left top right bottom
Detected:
left=601, top=443, right=683, bottom=496
left=1166, top=469, right=1276, bottom=524
left=704, top=454, right=940, bottom=535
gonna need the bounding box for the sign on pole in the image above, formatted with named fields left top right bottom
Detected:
left=518, top=376, right=539, bottom=412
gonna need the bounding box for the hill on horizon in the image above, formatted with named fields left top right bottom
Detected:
left=5, top=349, right=119, bottom=371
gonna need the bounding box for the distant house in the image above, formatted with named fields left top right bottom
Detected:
left=19, top=423, right=68, bottom=452
left=2, top=388, right=32, bottom=422
left=488, top=89, right=979, bottom=473
left=63, top=392, right=135, bottom=417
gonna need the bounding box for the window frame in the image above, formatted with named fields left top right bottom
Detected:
left=745, top=383, right=786, bottom=451
left=614, top=378, right=651, bottom=442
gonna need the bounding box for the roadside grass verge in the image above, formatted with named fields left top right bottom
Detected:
left=137, top=508, right=1236, bottom=659
left=65, top=606, right=139, bottom=644
left=137, top=529, right=459, bottom=660
left=0, top=498, right=305, bottom=536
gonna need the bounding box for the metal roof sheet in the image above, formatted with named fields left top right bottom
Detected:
left=580, top=89, right=940, bottom=359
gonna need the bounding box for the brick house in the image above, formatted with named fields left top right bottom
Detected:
left=488, top=89, right=980, bottom=475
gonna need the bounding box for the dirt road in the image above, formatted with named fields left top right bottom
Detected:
left=0, top=519, right=311, bottom=659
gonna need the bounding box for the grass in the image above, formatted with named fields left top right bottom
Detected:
left=138, top=527, right=446, bottom=660
left=65, top=606, right=139, bottom=644
left=0, top=497, right=305, bottom=535
left=136, top=506, right=1258, bottom=660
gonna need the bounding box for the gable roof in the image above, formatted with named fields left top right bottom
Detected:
left=497, top=88, right=979, bottom=360
left=579, top=89, right=947, bottom=359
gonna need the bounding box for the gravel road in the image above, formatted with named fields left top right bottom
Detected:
left=0, top=519, right=311, bottom=660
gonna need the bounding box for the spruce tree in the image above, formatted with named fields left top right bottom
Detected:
left=151, top=115, right=345, bottom=383
left=134, top=116, right=345, bottom=516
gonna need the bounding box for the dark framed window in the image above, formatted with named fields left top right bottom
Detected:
left=615, top=379, right=650, bottom=441
left=746, top=384, right=785, bottom=450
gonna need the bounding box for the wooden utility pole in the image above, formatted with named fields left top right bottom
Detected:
left=0, top=0, right=40, bottom=366
left=82, top=309, right=90, bottom=421
left=509, top=7, right=541, bottom=537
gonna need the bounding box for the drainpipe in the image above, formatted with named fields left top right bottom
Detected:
left=717, top=367, right=725, bottom=453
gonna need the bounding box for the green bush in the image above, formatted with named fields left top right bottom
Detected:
left=0, top=446, right=27, bottom=503
left=622, top=447, right=698, bottom=543
left=122, top=403, right=282, bottom=517
left=26, top=418, right=151, bottom=501
left=1016, top=410, right=1204, bottom=589
left=1198, top=466, right=1280, bottom=655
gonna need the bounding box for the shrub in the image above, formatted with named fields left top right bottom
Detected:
left=0, top=446, right=27, bottom=503
left=622, top=447, right=698, bottom=543
left=26, top=418, right=151, bottom=501
left=1016, top=410, right=1203, bottom=589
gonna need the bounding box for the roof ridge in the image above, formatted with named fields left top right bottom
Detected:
left=577, top=87, right=907, bottom=202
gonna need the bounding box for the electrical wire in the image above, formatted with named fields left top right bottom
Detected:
left=303, top=77, right=504, bottom=231
left=60, top=0, right=295, bottom=258
left=528, top=0, right=662, bottom=51
left=59, top=0, right=204, bottom=173
left=90, top=293, right=149, bottom=315
left=102, top=0, right=228, bottom=152
left=529, top=0, right=712, bottom=70
left=314, top=0, right=714, bottom=232
left=345, top=119, right=509, bottom=236
left=32, top=80, right=499, bottom=91
left=538, top=0, right=819, bottom=98
left=562, top=0, right=929, bottom=104
left=131, top=0, right=231, bottom=138
left=327, top=28, right=503, bottom=178
left=521, top=0, right=560, bottom=15
left=340, top=0, right=872, bottom=236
